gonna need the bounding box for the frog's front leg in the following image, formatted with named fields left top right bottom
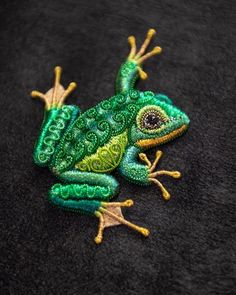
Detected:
left=119, top=147, right=181, bottom=200
left=116, top=28, right=162, bottom=93
left=49, top=171, right=149, bottom=244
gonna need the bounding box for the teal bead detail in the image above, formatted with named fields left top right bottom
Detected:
left=51, top=183, right=112, bottom=200
left=33, top=106, right=78, bottom=166
left=115, top=60, right=139, bottom=93
left=119, top=146, right=149, bottom=185
left=48, top=193, right=101, bottom=215
left=48, top=171, right=119, bottom=215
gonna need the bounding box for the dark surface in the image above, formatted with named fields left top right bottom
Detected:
left=0, top=0, right=235, bottom=294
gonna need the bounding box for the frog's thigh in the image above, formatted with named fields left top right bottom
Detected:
left=48, top=171, right=119, bottom=215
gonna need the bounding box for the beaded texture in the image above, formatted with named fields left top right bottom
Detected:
left=31, top=29, right=190, bottom=244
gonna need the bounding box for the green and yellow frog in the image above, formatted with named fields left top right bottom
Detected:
left=31, top=29, right=190, bottom=244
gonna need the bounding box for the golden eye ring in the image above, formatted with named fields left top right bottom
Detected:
left=137, top=105, right=168, bottom=133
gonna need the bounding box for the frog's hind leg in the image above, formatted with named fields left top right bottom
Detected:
left=49, top=171, right=149, bottom=244
left=95, top=200, right=149, bottom=244
left=31, top=66, right=77, bottom=110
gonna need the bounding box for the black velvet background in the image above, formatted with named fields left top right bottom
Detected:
left=0, top=0, right=235, bottom=294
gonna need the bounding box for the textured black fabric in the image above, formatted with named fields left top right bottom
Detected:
left=0, top=0, right=235, bottom=294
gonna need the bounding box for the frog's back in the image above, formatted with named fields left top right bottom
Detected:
left=52, top=90, right=151, bottom=173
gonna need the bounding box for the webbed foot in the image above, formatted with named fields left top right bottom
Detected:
left=94, top=199, right=149, bottom=244
left=31, top=66, right=77, bottom=110
left=139, top=151, right=181, bottom=200
left=127, top=28, right=162, bottom=80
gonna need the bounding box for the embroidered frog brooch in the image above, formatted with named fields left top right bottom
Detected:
left=31, top=29, right=190, bottom=244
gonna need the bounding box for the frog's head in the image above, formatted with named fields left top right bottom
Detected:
left=130, top=92, right=190, bottom=149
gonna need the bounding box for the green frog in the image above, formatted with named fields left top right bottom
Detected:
left=31, top=29, right=190, bottom=244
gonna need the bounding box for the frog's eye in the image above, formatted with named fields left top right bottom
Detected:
left=137, top=105, right=168, bottom=132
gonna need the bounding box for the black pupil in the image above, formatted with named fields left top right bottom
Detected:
left=143, top=112, right=163, bottom=129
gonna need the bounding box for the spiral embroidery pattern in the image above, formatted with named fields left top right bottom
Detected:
left=75, top=131, right=128, bottom=172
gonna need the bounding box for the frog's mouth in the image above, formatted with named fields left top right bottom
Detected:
left=136, top=124, right=188, bottom=148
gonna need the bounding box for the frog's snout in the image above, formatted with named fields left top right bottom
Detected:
left=181, top=113, right=190, bottom=127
